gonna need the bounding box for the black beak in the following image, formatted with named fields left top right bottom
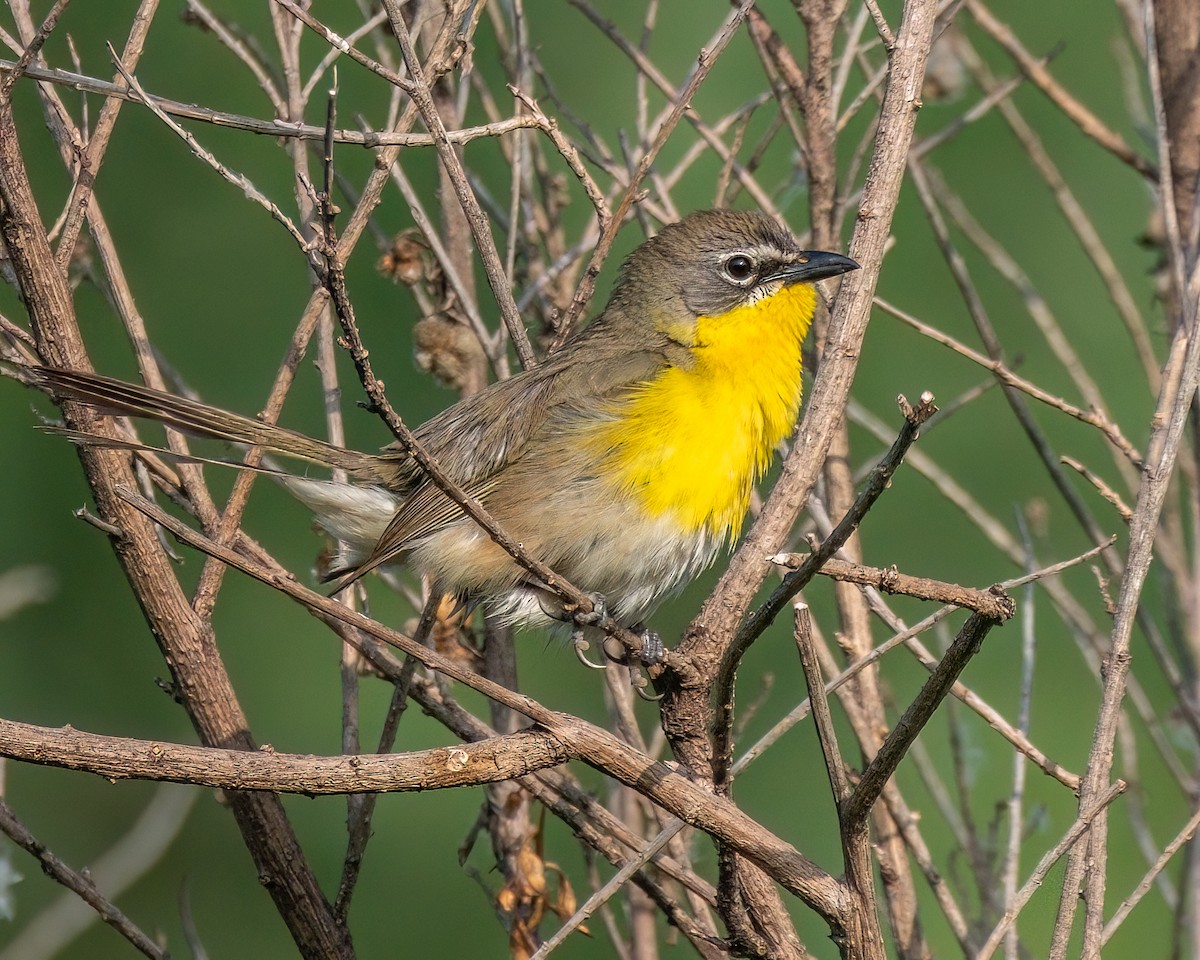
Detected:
left=767, top=251, right=859, bottom=285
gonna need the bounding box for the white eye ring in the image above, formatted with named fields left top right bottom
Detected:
left=722, top=253, right=756, bottom=284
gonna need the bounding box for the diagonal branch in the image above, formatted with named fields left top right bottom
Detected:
left=0, top=798, right=167, bottom=960
left=843, top=611, right=1001, bottom=826
left=667, top=0, right=940, bottom=779
left=966, top=0, right=1156, bottom=180
left=729, top=393, right=938, bottom=662
left=0, top=59, right=542, bottom=145
left=109, top=483, right=848, bottom=923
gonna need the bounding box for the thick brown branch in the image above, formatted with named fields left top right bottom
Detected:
left=667, top=0, right=940, bottom=783
left=0, top=718, right=569, bottom=793
left=112, top=486, right=846, bottom=921
left=0, top=79, right=353, bottom=960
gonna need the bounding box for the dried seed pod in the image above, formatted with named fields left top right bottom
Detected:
left=413, top=312, right=487, bottom=394
left=378, top=228, right=431, bottom=286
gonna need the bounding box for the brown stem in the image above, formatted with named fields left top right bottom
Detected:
left=0, top=798, right=167, bottom=960
left=112, top=484, right=848, bottom=923
left=666, top=0, right=940, bottom=777
left=0, top=79, right=352, bottom=960
left=844, top=612, right=999, bottom=825
left=0, top=717, right=570, bottom=793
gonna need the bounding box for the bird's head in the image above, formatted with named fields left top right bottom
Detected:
left=604, top=209, right=859, bottom=346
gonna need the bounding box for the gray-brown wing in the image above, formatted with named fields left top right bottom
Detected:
left=337, top=338, right=674, bottom=586
left=384, top=333, right=676, bottom=492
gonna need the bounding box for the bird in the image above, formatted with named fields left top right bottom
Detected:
left=20, top=210, right=858, bottom=634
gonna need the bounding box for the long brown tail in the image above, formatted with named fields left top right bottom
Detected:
left=26, top=366, right=376, bottom=477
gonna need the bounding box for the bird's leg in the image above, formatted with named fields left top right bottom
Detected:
left=546, top=593, right=664, bottom=682
left=534, top=590, right=610, bottom=669
left=569, top=592, right=607, bottom=626
left=630, top=624, right=664, bottom=665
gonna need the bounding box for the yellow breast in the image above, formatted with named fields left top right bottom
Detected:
left=591, top=283, right=817, bottom=540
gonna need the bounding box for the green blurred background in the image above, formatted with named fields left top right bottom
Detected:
left=0, top=1, right=1173, bottom=957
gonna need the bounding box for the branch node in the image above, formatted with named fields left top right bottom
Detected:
left=73, top=504, right=125, bottom=538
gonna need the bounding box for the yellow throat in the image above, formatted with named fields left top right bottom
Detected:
left=594, top=282, right=817, bottom=539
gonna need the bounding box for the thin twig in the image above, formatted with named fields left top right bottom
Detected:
left=530, top=822, right=682, bottom=959
left=977, top=781, right=1127, bottom=959
left=555, top=0, right=758, bottom=342
left=875, top=291, right=1142, bottom=467
left=333, top=599, right=433, bottom=921
left=731, top=393, right=938, bottom=656
left=1052, top=2, right=1200, bottom=944
left=864, top=0, right=896, bottom=48
left=1061, top=455, right=1134, bottom=523
left=0, top=0, right=71, bottom=100
left=793, top=603, right=850, bottom=803
left=0, top=797, right=168, bottom=960
left=1002, top=516, right=1038, bottom=958
left=509, top=85, right=611, bottom=229
left=0, top=785, right=195, bottom=960
left=0, top=59, right=541, bottom=144
left=1103, top=802, right=1200, bottom=943
left=966, top=0, right=1156, bottom=179
left=381, top=0, right=537, bottom=369
left=54, top=0, right=160, bottom=269
left=844, top=611, right=999, bottom=826
left=106, top=46, right=309, bottom=251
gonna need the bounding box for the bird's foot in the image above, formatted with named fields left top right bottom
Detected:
left=626, top=623, right=665, bottom=700
left=571, top=627, right=608, bottom=670
left=630, top=624, right=664, bottom=666
left=570, top=592, right=607, bottom=627
left=569, top=593, right=611, bottom=669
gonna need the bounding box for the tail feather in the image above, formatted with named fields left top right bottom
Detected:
left=27, top=366, right=377, bottom=477
left=43, top=425, right=291, bottom=477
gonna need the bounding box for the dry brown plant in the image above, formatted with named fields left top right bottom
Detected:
left=0, top=1, right=1193, bottom=958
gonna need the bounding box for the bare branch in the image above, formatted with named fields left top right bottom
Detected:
left=844, top=611, right=1000, bottom=826
left=0, top=797, right=168, bottom=960
left=967, top=0, right=1156, bottom=179
left=0, top=717, right=570, bottom=793
left=0, top=60, right=542, bottom=145
left=979, top=782, right=1127, bottom=959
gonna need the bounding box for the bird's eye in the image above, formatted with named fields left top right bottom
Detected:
left=723, top=254, right=755, bottom=283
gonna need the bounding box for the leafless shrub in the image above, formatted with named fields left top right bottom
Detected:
left=0, top=1, right=1193, bottom=958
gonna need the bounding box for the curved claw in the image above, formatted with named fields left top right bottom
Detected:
left=572, top=631, right=608, bottom=670
left=633, top=674, right=664, bottom=702
left=535, top=592, right=571, bottom=624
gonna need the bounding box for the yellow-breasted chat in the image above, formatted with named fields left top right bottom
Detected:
left=21, top=210, right=858, bottom=631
